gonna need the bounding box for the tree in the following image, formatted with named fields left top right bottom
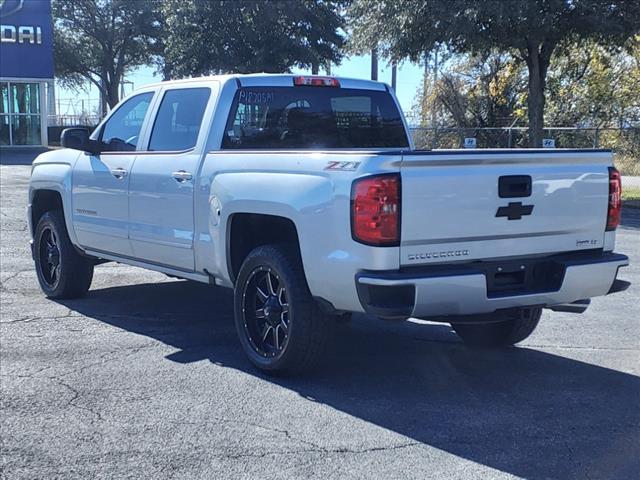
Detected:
left=545, top=36, right=640, bottom=166
left=348, top=0, right=640, bottom=146
left=409, top=52, right=526, bottom=148
left=53, top=0, right=162, bottom=110
left=546, top=37, right=640, bottom=128
left=412, top=52, right=525, bottom=128
left=160, top=0, right=346, bottom=79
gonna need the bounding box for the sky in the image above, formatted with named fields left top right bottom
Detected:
left=54, top=54, right=425, bottom=119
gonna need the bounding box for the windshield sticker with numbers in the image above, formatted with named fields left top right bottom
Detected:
left=238, top=90, right=275, bottom=105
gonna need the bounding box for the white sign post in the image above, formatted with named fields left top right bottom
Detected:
left=464, top=137, right=477, bottom=149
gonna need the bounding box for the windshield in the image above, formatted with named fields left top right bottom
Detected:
left=222, top=86, right=409, bottom=149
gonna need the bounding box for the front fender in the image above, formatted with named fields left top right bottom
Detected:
left=29, top=149, right=81, bottom=245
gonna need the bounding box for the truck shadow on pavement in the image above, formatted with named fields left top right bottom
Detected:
left=59, top=279, right=640, bottom=480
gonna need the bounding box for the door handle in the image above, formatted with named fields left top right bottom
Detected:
left=111, top=168, right=128, bottom=179
left=172, top=170, right=193, bottom=182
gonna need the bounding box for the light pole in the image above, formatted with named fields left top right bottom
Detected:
left=371, top=47, right=378, bottom=81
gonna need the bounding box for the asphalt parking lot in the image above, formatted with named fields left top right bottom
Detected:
left=1, top=163, right=639, bottom=480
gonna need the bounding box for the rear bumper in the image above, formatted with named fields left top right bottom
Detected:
left=356, top=252, right=629, bottom=319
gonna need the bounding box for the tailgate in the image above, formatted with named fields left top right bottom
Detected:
left=400, top=150, right=611, bottom=266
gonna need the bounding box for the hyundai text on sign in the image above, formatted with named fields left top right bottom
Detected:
left=0, top=0, right=54, bottom=79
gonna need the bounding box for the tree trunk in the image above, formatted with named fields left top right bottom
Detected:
left=102, top=70, right=121, bottom=109
left=311, top=62, right=319, bottom=75
left=431, top=49, right=439, bottom=129
left=105, top=80, right=120, bottom=109
left=526, top=62, right=545, bottom=148
left=524, top=40, right=554, bottom=148
left=98, top=77, right=108, bottom=118
left=391, top=62, right=397, bottom=91
left=162, top=61, right=173, bottom=81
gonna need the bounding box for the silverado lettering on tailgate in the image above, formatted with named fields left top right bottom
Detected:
left=408, top=250, right=469, bottom=261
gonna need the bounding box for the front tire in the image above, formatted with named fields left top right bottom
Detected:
left=234, top=244, right=331, bottom=374
left=34, top=210, right=94, bottom=299
left=451, top=307, right=542, bottom=347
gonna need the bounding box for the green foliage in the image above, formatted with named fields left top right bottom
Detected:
left=546, top=37, right=640, bottom=128
left=161, top=0, right=346, bottom=79
left=411, top=52, right=526, bottom=128
left=410, top=51, right=528, bottom=148
left=545, top=36, right=640, bottom=171
left=53, top=0, right=162, bottom=108
left=622, top=187, right=640, bottom=202
left=348, top=0, right=640, bottom=146
left=409, top=40, right=640, bottom=166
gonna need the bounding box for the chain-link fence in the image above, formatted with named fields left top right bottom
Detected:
left=409, top=126, right=639, bottom=150
left=48, top=114, right=101, bottom=127
left=410, top=126, right=640, bottom=175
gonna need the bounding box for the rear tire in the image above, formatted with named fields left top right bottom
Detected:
left=451, top=307, right=542, bottom=347
left=234, top=244, right=332, bottom=375
left=34, top=210, right=94, bottom=299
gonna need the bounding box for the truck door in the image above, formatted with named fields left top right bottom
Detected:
left=72, top=92, right=155, bottom=256
left=128, top=86, right=213, bottom=271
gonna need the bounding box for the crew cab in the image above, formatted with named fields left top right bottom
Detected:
left=28, top=74, right=629, bottom=374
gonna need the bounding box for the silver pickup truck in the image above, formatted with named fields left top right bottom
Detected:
left=28, top=74, right=629, bottom=374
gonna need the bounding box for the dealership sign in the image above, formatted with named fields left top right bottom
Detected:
left=0, top=0, right=53, bottom=78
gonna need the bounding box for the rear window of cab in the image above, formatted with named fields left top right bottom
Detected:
left=222, top=86, right=409, bottom=150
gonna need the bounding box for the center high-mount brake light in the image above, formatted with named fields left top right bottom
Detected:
left=606, top=167, right=622, bottom=231
left=293, top=76, right=340, bottom=87
left=351, top=174, right=400, bottom=246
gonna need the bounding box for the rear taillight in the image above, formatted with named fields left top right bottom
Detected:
left=351, top=174, right=400, bottom=246
left=293, top=76, right=340, bottom=87
left=606, top=167, right=622, bottom=231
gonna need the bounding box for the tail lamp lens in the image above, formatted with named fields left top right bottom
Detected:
left=606, top=167, right=622, bottom=231
left=351, top=174, right=400, bottom=246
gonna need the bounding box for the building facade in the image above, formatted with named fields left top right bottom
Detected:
left=0, top=0, right=54, bottom=146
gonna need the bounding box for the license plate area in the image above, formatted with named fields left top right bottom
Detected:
left=486, top=258, right=565, bottom=298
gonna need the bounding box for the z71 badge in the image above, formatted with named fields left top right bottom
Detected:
left=324, top=161, right=361, bottom=171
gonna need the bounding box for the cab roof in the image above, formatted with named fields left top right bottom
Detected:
left=141, top=73, right=388, bottom=92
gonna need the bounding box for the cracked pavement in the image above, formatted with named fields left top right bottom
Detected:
left=1, top=164, right=639, bottom=479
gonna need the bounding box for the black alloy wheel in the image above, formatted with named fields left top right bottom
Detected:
left=241, top=267, right=290, bottom=358
left=33, top=210, right=94, bottom=299
left=233, top=244, right=332, bottom=374
left=38, top=226, right=61, bottom=289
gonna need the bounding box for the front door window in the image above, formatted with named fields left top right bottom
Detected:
left=99, top=92, right=153, bottom=152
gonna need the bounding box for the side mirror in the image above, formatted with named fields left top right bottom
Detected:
left=61, top=128, right=100, bottom=155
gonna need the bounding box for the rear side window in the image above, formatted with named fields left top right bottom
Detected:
left=148, top=87, right=210, bottom=151
left=222, top=86, right=409, bottom=149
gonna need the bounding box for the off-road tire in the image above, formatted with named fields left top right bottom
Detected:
left=34, top=210, right=94, bottom=299
left=234, top=244, right=332, bottom=374
left=451, top=307, right=542, bottom=347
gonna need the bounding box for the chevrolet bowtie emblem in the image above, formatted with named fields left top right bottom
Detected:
left=496, top=202, right=534, bottom=220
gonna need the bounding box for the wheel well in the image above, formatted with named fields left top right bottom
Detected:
left=31, top=190, right=63, bottom=235
left=227, top=213, right=301, bottom=283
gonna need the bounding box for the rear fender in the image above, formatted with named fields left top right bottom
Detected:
left=197, top=171, right=330, bottom=287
